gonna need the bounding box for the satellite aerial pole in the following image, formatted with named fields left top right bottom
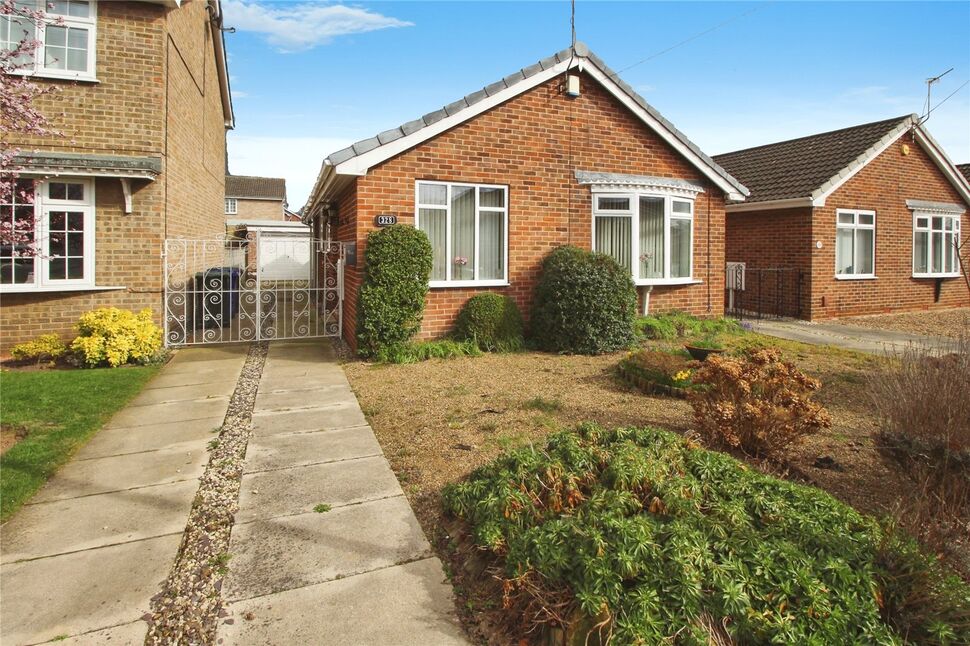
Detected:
left=920, top=67, right=953, bottom=125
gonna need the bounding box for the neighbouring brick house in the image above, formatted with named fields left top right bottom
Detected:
left=1, top=0, right=233, bottom=352
left=715, top=115, right=970, bottom=319
left=304, top=43, right=750, bottom=350
left=224, top=174, right=295, bottom=221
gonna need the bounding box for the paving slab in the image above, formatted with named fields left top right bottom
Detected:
left=167, top=345, right=250, bottom=364
left=243, top=425, right=381, bottom=473
left=104, top=396, right=230, bottom=428
left=220, top=558, right=467, bottom=646
left=31, top=444, right=206, bottom=503
left=748, top=319, right=958, bottom=354
left=74, top=417, right=224, bottom=460
left=2, top=480, right=198, bottom=563
left=237, top=456, right=402, bottom=521
left=127, top=380, right=238, bottom=406
left=0, top=534, right=180, bottom=646
left=257, top=363, right=348, bottom=385
left=145, top=365, right=243, bottom=389
left=254, top=383, right=355, bottom=412
left=158, top=356, right=245, bottom=376
left=225, top=495, right=432, bottom=601
left=251, top=404, right=367, bottom=436
left=37, top=621, right=148, bottom=645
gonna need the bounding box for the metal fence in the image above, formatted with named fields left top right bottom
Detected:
left=163, top=232, right=343, bottom=346
left=725, top=264, right=805, bottom=320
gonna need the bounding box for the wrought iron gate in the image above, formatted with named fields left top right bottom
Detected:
left=163, top=233, right=343, bottom=346
left=725, top=264, right=805, bottom=320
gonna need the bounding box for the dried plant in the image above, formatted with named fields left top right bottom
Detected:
left=687, top=348, right=831, bottom=456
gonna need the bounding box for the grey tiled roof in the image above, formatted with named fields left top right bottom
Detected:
left=958, top=163, right=970, bottom=183
left=225, top=175, right=287, bottom=200
left=714, top=116, right=914, bottom=203
left=324, top=42, right=747, bottom=196
left=575, top=170, right=705, bottom=193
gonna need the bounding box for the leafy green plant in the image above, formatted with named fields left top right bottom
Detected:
left=688, top=334, right=724, bottom=350
left=531, top=246, right=637, bottom=355
left=313, top=503, right=332, bottom=513
left=373, top=339, right=481, bottom=364
left=453, top=292, right=524, bottom=352
left=639, top=311, right=741, bottom=340
left=634, top=317, right=677, bottom=340
left=443, top=423, right=970, bottom=645
left=356, top=225, right=434, bottom=358
left=10, top=333, right=67, bottom=364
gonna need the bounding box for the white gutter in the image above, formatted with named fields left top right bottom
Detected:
left=207, top=0, right=234, bottom=129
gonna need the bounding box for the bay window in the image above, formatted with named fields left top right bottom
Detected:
left=415, top=181, right=508, bottom=286
left=913, top=212, right=961, bottom=277
left=1, top=178, right=96, bottom=291
left=592, top=192, right=694, bottom=284
left=1, top=0, right=97, bottom=81
left=835, top=209, right=875, bottom=278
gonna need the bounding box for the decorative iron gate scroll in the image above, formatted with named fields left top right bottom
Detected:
left=163, top=233, right=343, bottom=346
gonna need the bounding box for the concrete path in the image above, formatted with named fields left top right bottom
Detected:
left=218, top=340, right=468, bottom=645
left=0, top=344, right=248, bottom=646
left=748, top=318, right=957, bottom=354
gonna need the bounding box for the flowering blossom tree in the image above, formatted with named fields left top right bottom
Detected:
left=1, top=0, right=63, bottom=256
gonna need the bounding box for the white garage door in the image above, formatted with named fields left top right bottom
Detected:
left=259, top=234, right=311, bottom=281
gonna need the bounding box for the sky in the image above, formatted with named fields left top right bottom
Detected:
left=223, top=1, right=970, bottom=209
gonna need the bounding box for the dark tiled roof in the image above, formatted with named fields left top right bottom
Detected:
left=225, top=175, right=286, bottom=200
left=714, top=115, right=915, bottom=203
left=323, top=42, right=747, bottom=197
left=958, top=164, right=970, bottom=183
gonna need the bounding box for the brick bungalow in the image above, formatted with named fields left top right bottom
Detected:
left=715, top=115, right=970, bottom=319
left=1, top=0, right=233, bottom=352
left=304, top=43, right=749, bottom=350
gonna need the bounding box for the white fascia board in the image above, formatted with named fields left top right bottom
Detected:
left=809, top=118, right=915, bottom=206
left=725, top=197, right=815, bottom=213
left=912, top=127, right=970, bottom=205
left=332, top=60, right=573, bottom=177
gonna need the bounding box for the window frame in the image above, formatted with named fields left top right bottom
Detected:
left=590, top=190, right=696, bottom=285
left=1, top=177, right=97, bottom=292
left=912, top=211, right=962, bottom=278
left=414, top=180, right=509, bottom=288
left=225, top=198, right=238, bottom=215
left=834, top=208, right=877, bottom=280
left=2, top=0, right=98, bottom=82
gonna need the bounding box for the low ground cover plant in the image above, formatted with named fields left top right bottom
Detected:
left=617, top=349, right=697, bottom=395
left=444, top=423, right=970, bottom=645
left=531, top=246, right=636, bottom=355
left=635, top=311, right=741, bottom=340
left=9, top=333, right=68, bottom=364
left=453, top=292, right=524, bottom=352
left=356, top=225, right=433, bottom=358
left=70, top=307, right=163, bottom=368
left=688, top=347, right=831, bottom=457
left=373, top=339, right=481, bottom=364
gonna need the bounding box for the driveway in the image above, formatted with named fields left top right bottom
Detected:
left=747, top=318, right=958, bottom=354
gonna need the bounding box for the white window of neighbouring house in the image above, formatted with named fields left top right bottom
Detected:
left=835, top=209, right=875, bottom=278
left=592, top=192, right=694, bottom=284
left=415, top=181, right=508, bottom=286
left=1, top=178, right=96, bottom=291
left=225, top=198, right=238, bottom=215
left=0, top=0, right=97, bottom=80
left=913, top=212, right=961, bottom=277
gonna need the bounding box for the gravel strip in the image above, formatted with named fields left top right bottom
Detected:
left=145, top=342, right=268, bottom=645
left=839, top=307, right=970, bottom=339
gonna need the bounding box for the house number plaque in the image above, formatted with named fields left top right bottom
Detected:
left=374, top=214, right=398, bottom=227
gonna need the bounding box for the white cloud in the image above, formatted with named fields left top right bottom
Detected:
left=227, top=134, right=355, bottom=209
left=222, top=1, right=413, bottom=52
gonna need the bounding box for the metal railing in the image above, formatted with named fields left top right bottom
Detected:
left=725, top=264, right=805, bottom=320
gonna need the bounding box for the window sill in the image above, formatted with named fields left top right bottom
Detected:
left=429, top=280, right=509, bottom=289
left=912, top=273, right=960, bottom=279
left=635, top=278, right=702, bottom=286
left=835, top=275, right=877, bottom=281
left=7, top=69, right=100, bottom=83
left=0, top=285, right=125, bottom=294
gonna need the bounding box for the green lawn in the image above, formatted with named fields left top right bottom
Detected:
left=0, top=365, right=160, bottom=521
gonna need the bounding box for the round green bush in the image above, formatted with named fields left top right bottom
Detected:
left=453, top=293, right=524, bottom=352
left=356, top=225, right=433, bottom=358
left=531, top=246, right=637, bottom=354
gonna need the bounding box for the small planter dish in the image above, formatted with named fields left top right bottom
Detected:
left=685, top=345, right=726, bottom=361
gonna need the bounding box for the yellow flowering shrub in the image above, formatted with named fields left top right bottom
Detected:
left=10, top=334, right=68, bottom=363
left=70, top=307, right=163, bottom=367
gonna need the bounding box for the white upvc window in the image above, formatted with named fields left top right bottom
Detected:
left=1, top=0, right=98, bottom=81
left=225, top=198, right=238, bottom=215
left=1, top=178, right=96, bottom=291
left=591, top=192, right=694, bottom=285
left=913, top=212, right=961, bottom=278
left=835, top=209, right=876, bottom=279
left=414, top=181, right=509, bottom=287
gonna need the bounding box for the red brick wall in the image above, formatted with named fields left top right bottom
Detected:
left=811, top=136, right=969, bottom=318
left=338, top=71, right=729, bottom=347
